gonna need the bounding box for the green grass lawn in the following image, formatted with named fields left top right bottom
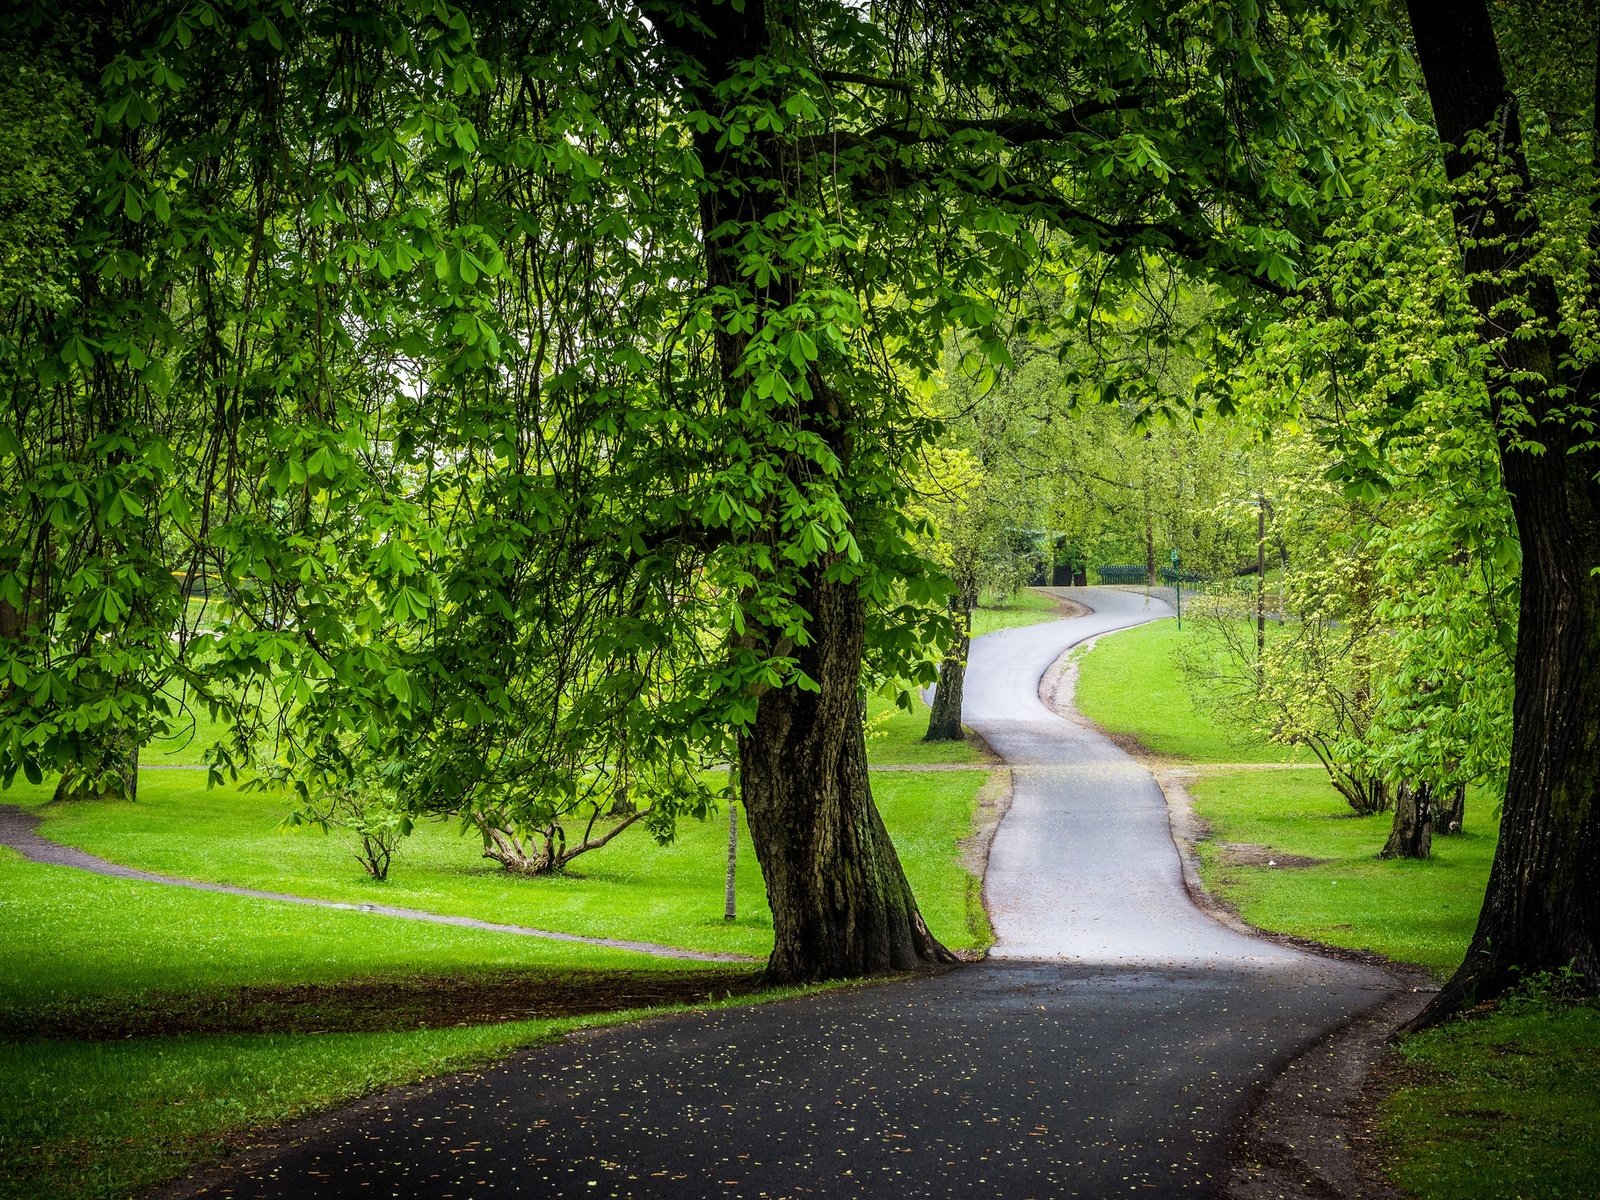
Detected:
left=3, top=765, right=988, bottom=959
left=0, top=849, right=675, bottom=1022
left=0, top=995, right=814, bottom=1200
left=1378, top=997, right=1600, bottom=1200
left=969, top=587, right=1068, bottom=638
left=0, top=583, right=1054, bottom=1200
left=1187, top=772, right=1497, bottom=976
left=1074, top=618, right=1599, bottom=1200
left=864, top=691, right=992, bottom=766
left=1075, top=616, right=1492, bottom=973
left=0, top=844, right=780, bottom=1200
left=3, top=1018, right=572, bottom=1200
left=146, top=688, right=236, bottom=766
left=1074, top=618, right=1295, bottom=763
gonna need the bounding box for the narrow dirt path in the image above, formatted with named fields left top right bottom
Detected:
left=153, top=589, right=1401, bottom=1199
left=0, top=806, right=755, bottom=964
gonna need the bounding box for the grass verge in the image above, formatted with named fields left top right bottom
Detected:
left=1377, top=995, right=1600, bottom=1200
left=1071, top=618, right=1293, bottom=763
left=0, top=595, right=1037, bottom=1199
left=2, top=756, right=991, bottom=1200
left=1185, top=771, right=1496, bottom=976
left=865, top=691, right=991, bottom=766
left=969, top=587, right=1067, bottom=638
left=3, top=768, right=988, bottom=960
left=1073, top=616, right=1492, bottom=973
left=0, top=756, right=984, bottom=1200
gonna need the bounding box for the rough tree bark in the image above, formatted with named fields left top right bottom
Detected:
left=1380, top=781, right=1434, bottom=860
left=1405, top=0, right=1600, bottom=1023
left=659, top=0, right=954, bottom=981
left=925, top=575, right=978, bottom=742
left=741, top=573, right=955, bottom=980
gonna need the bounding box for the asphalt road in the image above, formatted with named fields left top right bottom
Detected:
left=169, top=588, right=1395, bottom=1199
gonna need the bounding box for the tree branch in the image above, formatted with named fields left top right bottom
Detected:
left=798, top=95, right=1142, bottom=159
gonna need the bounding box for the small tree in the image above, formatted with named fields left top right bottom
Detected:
left=281, top=757, right=413, bottom=882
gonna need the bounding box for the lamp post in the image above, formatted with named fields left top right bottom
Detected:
left=1170, top=549, right=1182, bottom=629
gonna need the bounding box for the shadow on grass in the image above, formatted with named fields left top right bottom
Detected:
left=3, top=967, right=768, bottom=1041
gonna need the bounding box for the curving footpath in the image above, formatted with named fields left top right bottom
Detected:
left=159, top=588, right=1398, bottom=1199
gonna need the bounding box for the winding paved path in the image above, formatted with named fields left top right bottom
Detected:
left=164, top=588, right=1396, bottom=1199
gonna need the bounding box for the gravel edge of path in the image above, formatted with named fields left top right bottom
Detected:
left=0, top=804, right=758, bottom=964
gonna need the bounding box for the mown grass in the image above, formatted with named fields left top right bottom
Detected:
left=1378, top=997, right=1600, bottom=1200
left=0, top=758, right=987, bottom=1200
left=1075, top=616, right=1494, bottom=973
left=0, top=845, right=779, bottom=1200
left=3, top=766, right=989, bottom=961
left=0, top=849, right=674, bottom=1021
left=1074, top=618, right=1600, bottom=1200
left=0, top=592, right=1048, bottom=1199
left=969, top=586, right=1066, bottom=638
left=1186, top=772, right=1497, bottom=976
left=865, top=691, right=991, bottom=766
left=2, top=757, right=989, bottom=1200
left=1073, top=617, right=1295, bottom=763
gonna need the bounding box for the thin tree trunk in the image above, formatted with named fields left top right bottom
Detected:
left=1255, top=495, right=1267, bottom=684
left=1437, top=784, right=1466, bottom=835
left=925, top=576, right=977, bottom=742
left=1406, top=0, right=1600, bottom=1023
left=1143, top=483, right=1157, bottom=587
left=741, top=573, right=955, bottom=982
left=1381, top=781, right=1434, bottom=860
left=725, top=767, right=739, bottom=923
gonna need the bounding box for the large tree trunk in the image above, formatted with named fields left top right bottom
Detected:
left=742, top=574, right=954, bottom=982
left=925, top=576, right=977, bottom=742
left=1380, top=781, right=1434, bottom=860
left=1406, top=0, right=1600, bottom=1023
left=660, top=0, right=954, bottom=982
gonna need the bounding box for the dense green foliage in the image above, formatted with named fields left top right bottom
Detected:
left=0, top=0, right=1591, bottom=1003
left=0, top=0, right=1409, bottom=974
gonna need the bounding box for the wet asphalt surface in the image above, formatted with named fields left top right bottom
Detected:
left=169, top=588, right=1396, bottom=1199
